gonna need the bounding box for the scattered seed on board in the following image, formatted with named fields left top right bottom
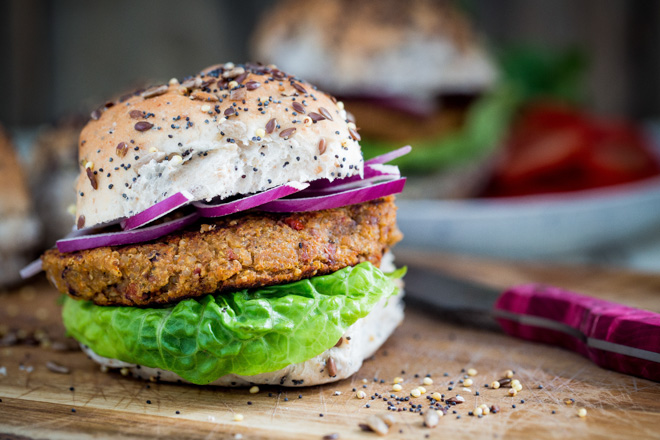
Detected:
left=577, top=408, right=587, bottom=418
left=356, top=391, right=367, bottom=399
left=46, top=361, right=70, bottom=375
left=392, top=384, right=403, bottom=392
left=424, top=409, right=440, bottom=428
left=423, top=377, right=433, bottom=386
left=233, top=413, right=244, bottom=422
left=249, top=386, right=259, bottom=394
left=365, top=415, right=389, bottom=436
left=410, top=389, right=421, bottom=398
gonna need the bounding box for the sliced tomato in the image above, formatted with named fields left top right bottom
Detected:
left=481, top=103, right=660, bottom=198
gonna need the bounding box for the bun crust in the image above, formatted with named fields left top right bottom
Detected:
left=251, top=0, right=496, bottom=97
left=75, top=63, right=363, bottom=228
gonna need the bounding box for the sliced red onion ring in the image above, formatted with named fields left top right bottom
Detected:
left=20, top=222, right=117, bottom=278
left=20, top=258, right=43, bottom=279
left=121, top=191, right=194, bottom=230
left=260, top=178, right=406, bottom=212
left=365, top=145, right=412, bottom=165
left=193, top=182, right=309, bottom=217
left=57, top=212, right=199, bottom=253
left=302, top=171, right=400, bottom=195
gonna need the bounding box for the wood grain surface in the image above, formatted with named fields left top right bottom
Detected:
left=1, top=254, right=660, bottom=440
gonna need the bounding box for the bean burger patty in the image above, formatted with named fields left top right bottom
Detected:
left=42, top=196, right=401, bottom=307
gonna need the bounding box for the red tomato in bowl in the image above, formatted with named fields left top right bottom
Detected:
left=481, top=103, right=660, bottom=197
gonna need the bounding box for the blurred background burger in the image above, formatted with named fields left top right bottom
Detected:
left=252, top=0, right=500, bottom=197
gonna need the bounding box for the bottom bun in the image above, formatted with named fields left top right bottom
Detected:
left=81, top=289, right=404, bottom=387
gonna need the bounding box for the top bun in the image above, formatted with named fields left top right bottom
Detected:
left=75, top=63, right=363, bottom=228
left=251, top=0, right=497, bottom=98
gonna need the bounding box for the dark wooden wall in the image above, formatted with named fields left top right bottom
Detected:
left=2, top=0, right=659, bottom=126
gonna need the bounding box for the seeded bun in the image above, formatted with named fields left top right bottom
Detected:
left=251, top=0, right=497, bottom=98
left=75, top=63, right=363, bottom=229
left=0, top=126, right=41, bottom=286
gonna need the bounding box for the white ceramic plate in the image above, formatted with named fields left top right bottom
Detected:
left=396, top=175, right=660, bottom=259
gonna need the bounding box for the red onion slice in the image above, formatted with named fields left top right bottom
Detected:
left=365, top=145, right=412, bottom=165
left=20, top=222, right=117, bottom=278
left=121, top=191, right=194, bottom=230
left=20, top=258, right=43, bottom=279
left=57, top=212, right=199, bottom=253
left=193, top=182, right=309, bottom=217
left=260, top=178, right=406, bottom=212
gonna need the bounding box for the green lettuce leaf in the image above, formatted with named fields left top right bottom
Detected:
left=62, top=262, right=402, bottom=385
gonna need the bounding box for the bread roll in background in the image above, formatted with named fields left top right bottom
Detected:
left=29, top=116, right=86, bottom=247
left=0, top=126, right=41, bottom=287
left=251, top=0, right=499, bottom=199
left=251, top=0, right=496, bottom=98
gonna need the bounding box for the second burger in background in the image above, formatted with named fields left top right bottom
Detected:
left=252, top=0, right=504, bottom=197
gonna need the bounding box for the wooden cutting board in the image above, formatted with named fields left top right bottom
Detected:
left=1, top=253, right=659, bottom=440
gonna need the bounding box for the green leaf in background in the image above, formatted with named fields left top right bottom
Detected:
left=62, top=262, right=402, bottom=385
left=498, top=46, right=588, bottom=105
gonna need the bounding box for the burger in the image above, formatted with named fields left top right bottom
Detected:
left=0, top=125, right=41, bottom=287
left=38, top=62, right=407, bottom=386
left=251, top=0, right=498, bottom=193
